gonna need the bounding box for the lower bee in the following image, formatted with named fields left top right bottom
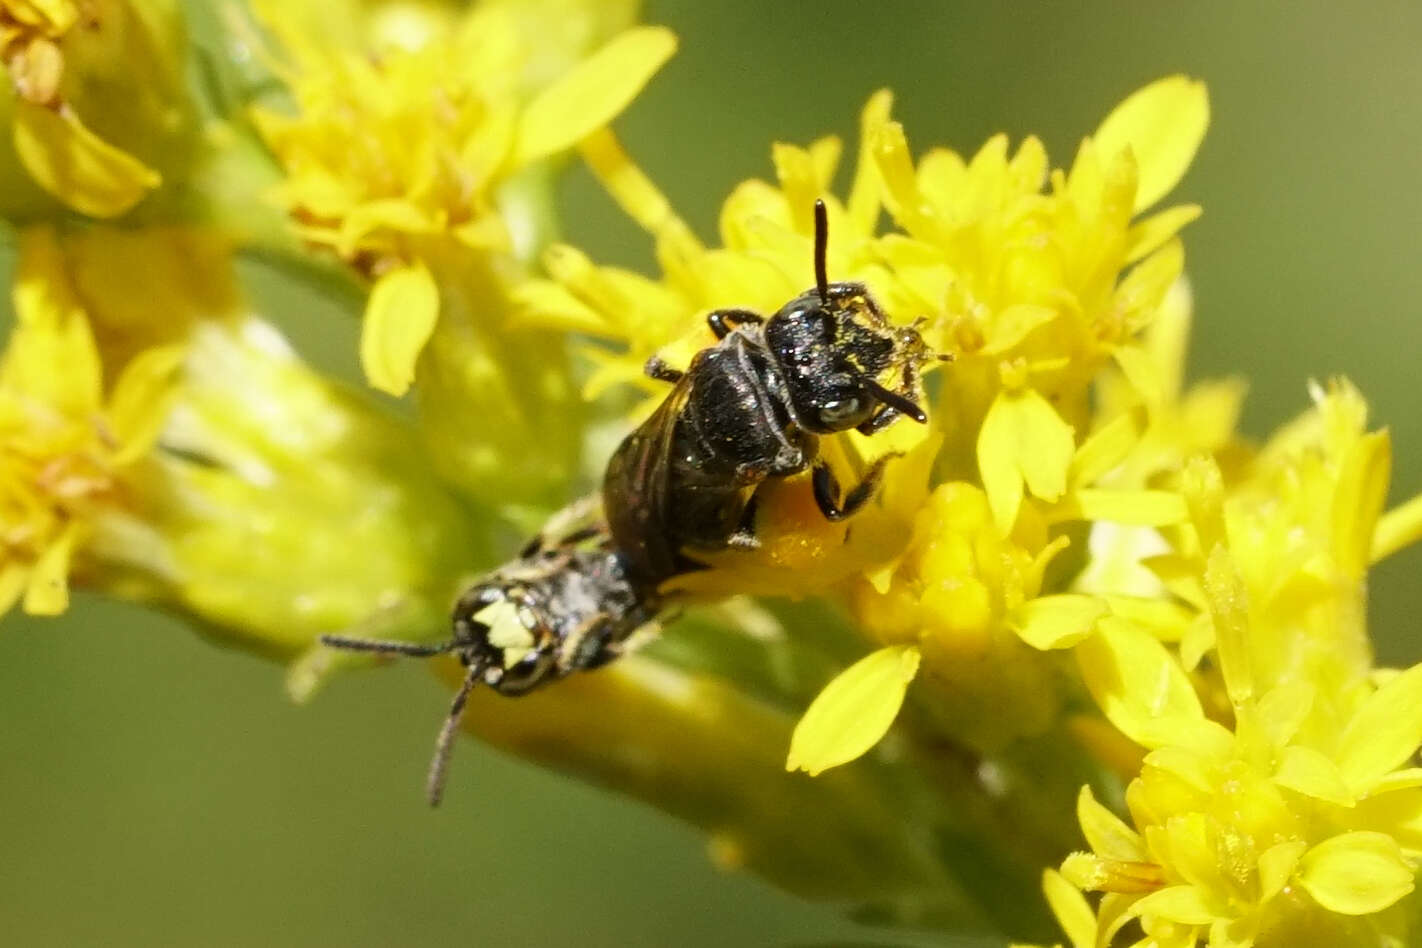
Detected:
left=321, top=496, right=661, bottom=805
left=604, top=199, right=943, bottom=585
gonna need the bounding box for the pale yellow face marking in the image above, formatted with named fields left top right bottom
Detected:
left=473, top=598, right=535, bottom=668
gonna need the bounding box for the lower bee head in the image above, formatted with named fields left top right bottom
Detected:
left=451, top=583, right=559, bottom=695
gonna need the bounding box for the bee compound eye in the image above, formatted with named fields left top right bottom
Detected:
left=816, top=396, right=863, bottom=428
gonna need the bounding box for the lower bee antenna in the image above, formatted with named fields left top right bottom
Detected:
left=426, top=661, right=484, bottom=807
left=813, top=198, right=829, bottom=304
left=320, top=634, right=460, bottom=657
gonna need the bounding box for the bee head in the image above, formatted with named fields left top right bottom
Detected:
left=451, top=584, right=559, bottom=695
left=765, top=285, right=907, bottom=432
left=763, top=200, right=933, bottom=434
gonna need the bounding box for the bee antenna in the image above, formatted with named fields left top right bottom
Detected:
left=426, top=661, right=484, bottom=807
left=320, top=634, right=461, bottom=657
left=864, top=378, right=928, bottom=424
left=813, top=198, right=829, bottom=304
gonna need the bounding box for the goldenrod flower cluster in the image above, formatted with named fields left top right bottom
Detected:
left=2, top=2, right=1420, bottom=944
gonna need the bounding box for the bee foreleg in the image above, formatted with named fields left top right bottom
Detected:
left=812, top=455, right=895, bottom=522
left=706, top=308, right=764, bottom=340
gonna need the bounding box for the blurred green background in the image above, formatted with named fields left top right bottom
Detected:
left=3, top=1, right=1421, bottom=945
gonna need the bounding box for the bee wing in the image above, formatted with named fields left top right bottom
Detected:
left=602, top=380, right=691, bottom=580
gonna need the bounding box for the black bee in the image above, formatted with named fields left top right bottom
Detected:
left=604, top=199, right=937, bottom=584
left=321, top=497, right=661, bottom=805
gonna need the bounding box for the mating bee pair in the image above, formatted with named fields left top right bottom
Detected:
left=324, top=201, right=943, bottom=804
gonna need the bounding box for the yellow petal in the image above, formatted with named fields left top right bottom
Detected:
left=873, top=119, right=934, bottom=236
left=1093, top=76, right=1209, bottom=213
left=1115, top=239, right=1185, bottom=332
left=1258, top=840, right=1308, bottom=903
left=978, top=387, right=1075, bottom=533
left=771, top=142, right=825, bottom=233
left=1076, top=616, right=1207, bottom=750
left=23, top=520, right=79, bottom=615
left=452, top=215, right=512, bottom=253
left=1333, top=429, right=1391, bottom=579
left=1102, top=597, right=1193, bottom=642
left=1111, top=342, right=1164, bottom=409
left=1071, top=411, right=1142, bottom=486
left=512, top=26, right=677, bottom=166
left=337, top=199, right=440, bottom=257
left=509, top=280, right=610, bottom=336
left=12, top=101, right=160, bottom=218
left=1367, top=768, right=1422, bottom=796
left=1130, top=885, right=1215, bottom=926
left=981, top=304, right=1058, bottom=356
left=1202, top=545, right=1253, bottom=707
left=1274, top=745, right=1355, bottom=807
left=1296, top=832, right=1415, bottom=915
left=7, top=226, right=102, bottom=415
left=0, top=564, right=27, bottom=616
left=846, top=89, right=893, bottom=235
left=786, top=645, right=920, bottom=776
left=108, top=345, right=185, bottom=464
left=1373, top=491, right=1422, bottom=564
left=1077, top=785, right=1147, bottom=862
left=1012, top=594, right=1107, bottom=650
left=580, top=127, right=686, bottom=237
left=1052, top=488, right=1187, bottom=527
left=1041, top=868, right=1097, bottom=948
left=359, top=262, right=440, bottom=396
left=1256, top=680, right=1315, bottom=750
left=1126, top=204, right=1201, bottom=263
left=1336, top=663, right=1422, bottom=795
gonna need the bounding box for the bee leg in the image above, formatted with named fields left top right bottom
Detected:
left=812, top=456, right=894, bottom=522
left=706, top=308, right=764, bottom=339
left=644, top=356, right=685, bottom=384
left=726, top=494, right=763, bottom=549
left=726, top=530, right=762, bottom=550
left=856, top=406, right=901, bottom=435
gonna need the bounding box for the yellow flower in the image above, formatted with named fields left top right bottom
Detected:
left=251, top=0, right=675, bottom=396
left=249, top=0, right=674, bottom=512
left=7, top=222, right=477, bottom=692
left=0, top=226, right=180, bottom=614
left=0, top=0, right=193, bottom=218
left=1042, top=379, right=1422, bottom=946
left=517, top=77, right=1209, bottom=776
left=106, top=314, right=476, bottom=694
